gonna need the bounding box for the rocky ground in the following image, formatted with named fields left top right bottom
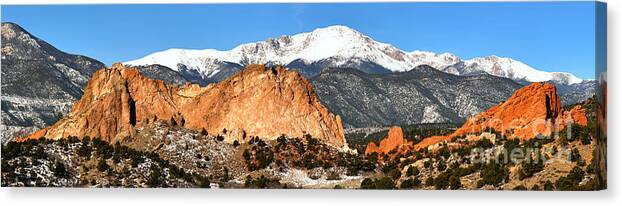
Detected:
left=1, top=121, right=376, bottom=189
left=122, top=122, right=246, bottom=183
left=1, top=137, right=205, bottom=187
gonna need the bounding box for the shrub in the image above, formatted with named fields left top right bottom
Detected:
left=544, top=180, right=554, bottom=190
left=53, top=161, right=67, bottom=178
left=474, top=138, right=494, bottom=149
left=97, top=159, right=109, bottom=172
left=147, top=164, right=162, bottom=187
left=518, top=152, right=544, bottom=180
left=399, top=178, right=420, bottom=189
left=406, top=166, right=419, bottom=177
left=437, top=160, right=447, bottom=172
left=360, top=177, right=395, bottom=189
left=449, top=174, right=461, bottom=190
left=556, top=166, right=585, bottom=190
left=425, top=177, right=434, bottom=186
left=360, top=178, right=375, bottom=189
left=433, top=171, right=454, bottom=189
left=252, top=175, right=271, bottom=188
left=570, top=148, right=582, bottom=162
left=438, top=146, right=451, bottom=159
left=478, top=162, right=508, bottom=187
left=374, top=177, right=396, bottom=189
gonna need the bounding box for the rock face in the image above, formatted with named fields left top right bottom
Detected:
left=1, top=22, right=106, bottom=143
left=22, top=64, right=348, bottom=150
left=567, top=105, right=588, bottom=126
left=453, top=82, right=562, bottom=139
left=364, top=126, right=410, bottom=155
left=413, top=82, right=588, bottom=150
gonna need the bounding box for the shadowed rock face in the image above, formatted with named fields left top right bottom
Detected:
left=23, top=63, right=349, bottom=150
left=413, top=82, right=588, bottom=150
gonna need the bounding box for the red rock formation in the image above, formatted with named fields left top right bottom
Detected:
left=364, top=142, right=378, bottom=155
left=566, top=105, right=588, bottom=126
left=451, top=82, right=562, bottom=140
left=365, top=126, right=410, bottom=155
left=21, top=63, right=348, bottom=150
left=413, top=82, right=588, bottom=150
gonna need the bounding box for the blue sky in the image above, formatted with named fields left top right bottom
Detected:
left=1, top=2, right=597, bottom=79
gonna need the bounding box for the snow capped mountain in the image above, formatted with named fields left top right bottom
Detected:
left=126, top=25, right=417, bottom=76
left=125, top=25, right=585, bottom=85
left=458, top=55, right=583, bottom=84
left=408, top=50, right=461, bottom=71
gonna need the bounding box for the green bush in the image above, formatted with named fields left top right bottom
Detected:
left=360, top=177, right=395, bottom=189
left=53, top=161, right=67, bottom=178
left=399, top=178, right=420, bottom=189
left=406, top=166, right=419, bottom=177
left=556, top=166, right=585, bottom=190
left=97, top=158, right=109, bottom=172
left=478, top=162, right=508, bottom=187
left=374, top=177, right=396, bottom=189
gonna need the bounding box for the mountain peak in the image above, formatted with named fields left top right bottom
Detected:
left=309, top=25, right=362, bottom=36
left=463, top=55, right=583, bottom=84
left=1, top=22, right=23, bottom=32
left=2, top=22, right=46, bottom=57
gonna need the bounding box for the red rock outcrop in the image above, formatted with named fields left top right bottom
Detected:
left=566, top=105, right=588, bottom=126
left=413, top=82, right=588, bottom=150
left=364, top=142, right=377, bottom=156
left=21, top=63, right=349, bottom=150
left=365, top=126, right=410, bottom=155
left=453, top=82, right=562, bottom=139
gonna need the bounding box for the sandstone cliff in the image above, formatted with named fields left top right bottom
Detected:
left=413, top=82, right=588, bottom=150
left=22, top=63, right=348, bottom=150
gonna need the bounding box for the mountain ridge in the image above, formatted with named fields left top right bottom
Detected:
left=1, top=22, right=106, bottom=143
left=125, top=25, right=586, bottom=85
left=311, top=65, right=523, bottom=128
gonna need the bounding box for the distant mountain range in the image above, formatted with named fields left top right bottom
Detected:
left=311, top=65, right=522, bottom=127
left=1, top=22, right=595, bottom=141
left=124, top=25, right=595, bottom=105
left=124, top=25, right=588, bottom=85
